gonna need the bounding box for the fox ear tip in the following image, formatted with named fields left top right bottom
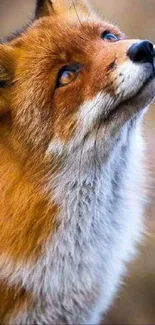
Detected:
left=35, top=0, right=53, bottom=19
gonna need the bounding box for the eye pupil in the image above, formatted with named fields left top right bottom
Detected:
left=63, top=71, right=71, bottom=78
left=101, top=32, right=118, bottom=41
left=61, top=71, right=74, bottom=84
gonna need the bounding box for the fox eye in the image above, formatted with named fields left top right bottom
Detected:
left=101, top=31, right=119, bottom=41
left=56, top=64, right=81, bottom=88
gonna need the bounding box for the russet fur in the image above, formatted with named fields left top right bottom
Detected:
left=0, top=0, right=155, bottom=324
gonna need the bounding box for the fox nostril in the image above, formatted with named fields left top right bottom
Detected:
left=127, top=40, right=155, bottom=64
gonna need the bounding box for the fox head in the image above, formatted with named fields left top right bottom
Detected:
left=0, top=0, right=155, bottom=170
left=0, top=3, right=155, bottom=322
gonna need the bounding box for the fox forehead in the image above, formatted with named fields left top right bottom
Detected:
left=12, top=17, right=123, bottom=62
left=11, top=18, right=124, bottom=99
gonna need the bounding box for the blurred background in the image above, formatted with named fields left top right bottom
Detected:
left=0, top=1, right=155, bottom=324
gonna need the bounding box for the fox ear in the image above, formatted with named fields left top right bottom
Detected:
left=0, top=45, right=16, bottom=116
left=35, top=0, right=53, bottom=19
left=35, top=0, right=92, bottom=19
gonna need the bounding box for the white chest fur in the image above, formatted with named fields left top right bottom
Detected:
left=15, top=120, right=145, bottom=325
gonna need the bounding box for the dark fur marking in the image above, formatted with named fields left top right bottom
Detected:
left=107, top=60, right=116, bottom=71
left=35, top=0, right=52, bottom=19
left=0, top=80, right=8, bottom=88
left=36, top=0, right=46, bottom=16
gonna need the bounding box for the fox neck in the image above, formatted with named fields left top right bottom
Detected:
left=48, top=119, right=136, bottom=206
left=13, top=116, right=139, bottom=200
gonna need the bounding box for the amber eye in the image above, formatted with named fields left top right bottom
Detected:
left=56, top=63, right=81, bottom=88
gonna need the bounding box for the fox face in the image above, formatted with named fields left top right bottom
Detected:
left=0, top=0, right=155, bottom=162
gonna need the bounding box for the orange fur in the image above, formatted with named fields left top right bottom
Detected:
left=0, top=0, right=140, bottom=322
left=0, top=122, right=59, bottom=261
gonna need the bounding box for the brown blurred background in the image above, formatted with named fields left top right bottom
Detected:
left=0, top=1, right=155, bottom=324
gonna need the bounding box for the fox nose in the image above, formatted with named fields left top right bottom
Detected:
left=127, top=40, right=155, bottom=64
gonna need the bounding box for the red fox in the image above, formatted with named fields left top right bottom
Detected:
left=0, top=0, right=155, bottom=324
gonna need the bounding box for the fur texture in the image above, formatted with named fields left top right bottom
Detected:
left=0, top=0, right=155, bottom=324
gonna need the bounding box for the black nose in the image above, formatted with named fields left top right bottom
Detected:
left=127, top=40, right=155, bottom=64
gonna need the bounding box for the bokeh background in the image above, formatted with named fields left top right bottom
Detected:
left=0, top=1, right=155, bottom=324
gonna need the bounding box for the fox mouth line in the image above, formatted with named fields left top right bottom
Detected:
left=104, top=72, right=155, bottom=121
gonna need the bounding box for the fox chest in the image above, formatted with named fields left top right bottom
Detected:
left=43, top=169, right=130, bottom=293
